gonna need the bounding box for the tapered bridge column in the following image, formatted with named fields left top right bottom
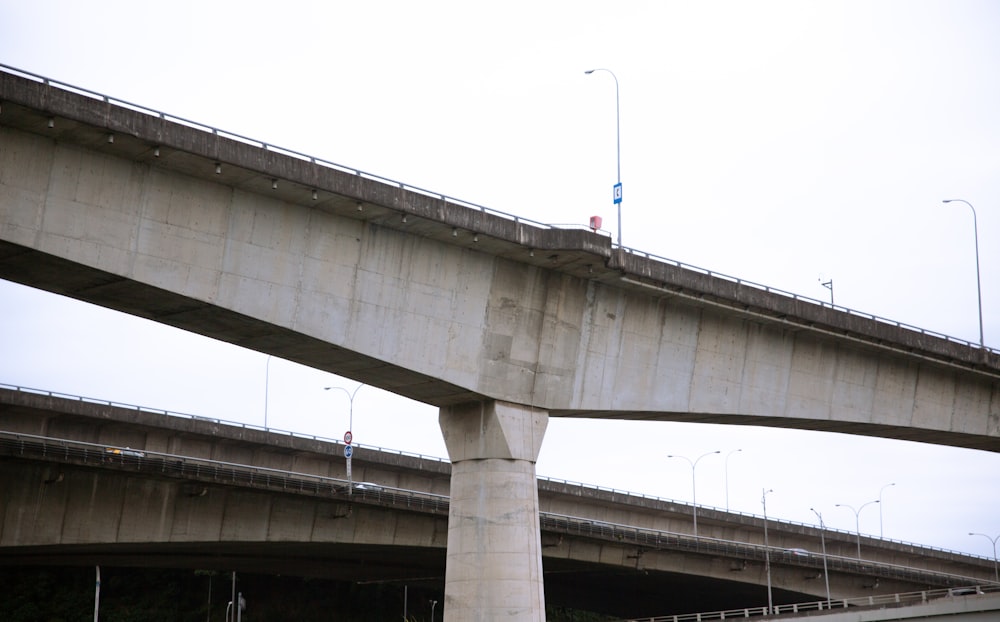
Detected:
left=439, top=400, right=548, bottom=622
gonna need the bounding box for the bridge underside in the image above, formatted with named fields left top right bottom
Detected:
left=0, top=541, right=807, bottom=619
left=2, top=246, right=998, bottom=454
left=1, top=80, right=999, bottom=451
left=3, top=68, right=999, bottom=622
left=0, top=241, right=478, bottom=407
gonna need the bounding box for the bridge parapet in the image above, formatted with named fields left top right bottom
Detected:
left=2, top=63, right=998, bottom=390
left=4, top=64, right=1000, bottom=620
left=2, top=429, right=992, bottom=593
left=614, top=585, right=1000, bottom=622
left=1, top=384, right=995, bottom=589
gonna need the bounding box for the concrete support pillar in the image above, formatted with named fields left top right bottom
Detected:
left=439, top=400, right=548, bottom=622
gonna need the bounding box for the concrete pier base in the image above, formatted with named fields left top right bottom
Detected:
left=439, top=400, right=548, bottom=622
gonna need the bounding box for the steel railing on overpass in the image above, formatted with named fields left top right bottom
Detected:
left=613, top=584, right=1000, bottom=622
left=0, top=382, right=450, bottom=465
left=2, top=62, right=994, bottom=356
left=2, top=429, right=992, bottom=591
left=2, top=382, right=995, bottom=565
left=0, top=429, right=449, bottom=514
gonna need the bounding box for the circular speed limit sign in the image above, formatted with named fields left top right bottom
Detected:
left=344, top=430, right=353, bottom=445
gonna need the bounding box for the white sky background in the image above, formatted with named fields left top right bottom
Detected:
left=1, top=1, right=999, bottom=559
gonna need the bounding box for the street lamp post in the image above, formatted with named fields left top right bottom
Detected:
left=762, top=488, right=775, bottom=615
left=584, top=68, right=622, bottom=247
left=835, top=500, right=879, bottom=559
left=324, top=383, right=365, bottom=437
left=810, top=508, right=832, bottom=607
left=725, top=449, right=742, bottom=512
left=325, top=384, right=365, bottom=491
left=878, top=482, right=895, bottom=539
left=94, top=566, right=100, bottom=622
left=942, top=199, right=984, bottom=346
left=667, top=450, right=720, bottom=537
left=969, top=532, right=1000, bottom=584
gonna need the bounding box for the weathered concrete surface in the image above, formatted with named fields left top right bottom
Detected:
left=440, top=401, right=548, bottom=622
left=0, top=71, right=998, bottom=452
left=3, top=388, right=996, bottom=590
left=2, top=69, right=1000, bottom=621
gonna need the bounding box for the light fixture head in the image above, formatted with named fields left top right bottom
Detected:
left=215, top=163, right=222, bottom=174
left=153, top=146, right=160, bottom=157
left=106, top=134, right=114, bottom=144
left=584, top=69, right=595, bottom=74
left=312, top=189, right=318, bottom=200
left=271, top=179, right=278, bottom=190
left=47, top=117, right=55, bottom=128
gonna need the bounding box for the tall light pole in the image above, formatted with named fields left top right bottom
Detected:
left=324, top=383, right=365, bottom=437
left=667, top=450, right=720, bottom=536
left=820, top=278, right=834, bottom=305
left=724, top=449, right=742, bottom=511
left=969, top=532, right=1000, bottom=584
left=94, top=566, right=100, bottom=622
left=878, top=482, right=895, bottom=539
left=835, top=500, right=879, bottom=559
left=584, top=68, right=622, bottom=247
left=810, top=508, right=832, bottom=607
left=942, top=199, right=984, bottom=346
left=325, top=383, right=365, bottom=491
left=762, top=488, right=775, bottom=615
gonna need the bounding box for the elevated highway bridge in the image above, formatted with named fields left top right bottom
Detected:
left=2, top=66, right=999, bottom=620
left=1, top=385, right=995, bottom=619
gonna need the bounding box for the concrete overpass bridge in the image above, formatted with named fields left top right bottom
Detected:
left=1, top=385, right=996, bottom=619
left=1, top=66, right=999, bottom=620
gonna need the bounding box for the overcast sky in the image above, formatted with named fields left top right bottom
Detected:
left=2, top=1, right=999, bottom=560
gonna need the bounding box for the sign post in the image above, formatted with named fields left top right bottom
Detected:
left=344, top=431, right=353, bottom=494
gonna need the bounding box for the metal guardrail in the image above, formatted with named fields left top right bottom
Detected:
left=2, top=381, right=994, bottom=564
left=1, top=429, right=992, bottom=591
left=0, top=382, right=449, bottom=465
left=1, top=62, right=994, bottom=356
left=0, top=430, right=449, bottom=514
left=539, top=512, right=991, bottom=589
left=614, top=584, right=1000, bottom=622
left=0, top=63, right=570, bottom=235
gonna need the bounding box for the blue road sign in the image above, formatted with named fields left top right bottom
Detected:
left=613, top=182, right=623, bottom=204
left=344, top=445, right=354, bottom=459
